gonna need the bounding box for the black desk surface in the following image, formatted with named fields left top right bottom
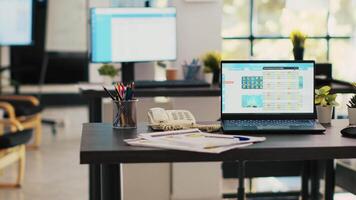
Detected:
left=79, top=82, right=355, bottom=98
left=80, top=120, right=356, bottom=164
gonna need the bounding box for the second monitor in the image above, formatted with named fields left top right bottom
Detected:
left=90, top=7, right=177, bottom=63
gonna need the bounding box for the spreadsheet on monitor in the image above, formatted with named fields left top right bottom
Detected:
left=222, top=62, right=314, bottom=114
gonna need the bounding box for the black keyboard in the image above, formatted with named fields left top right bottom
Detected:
left=135, top=80, right=210, bottom=88
left=227, top=120, right=315, bottom=127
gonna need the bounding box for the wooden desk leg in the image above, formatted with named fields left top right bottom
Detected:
left=237, top=160, right=246, bottom=200
left=90, top=164, right=101, bottom=200
left=88, top=97, right=102, bottom=200
left=301, top=161, right=310, bottom=200
left=101, top=164, right=121, bottom=200
left=324, top=159, right=335, bottom=200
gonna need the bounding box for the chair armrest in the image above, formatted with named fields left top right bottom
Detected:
left=0, top=95, right=40, bottom=106
left=0, top=102, right=17, bottom=119
left=0, top=102, right=24, bottom=133
left=0, top=119, right=24, bottom=133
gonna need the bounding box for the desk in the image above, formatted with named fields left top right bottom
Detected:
left=80, top=85, right=221, bottom=200
left=80, top=119, right=356, bottom=200
left=79, top=83, right=356, bottom=200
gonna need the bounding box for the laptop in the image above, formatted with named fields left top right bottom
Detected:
left=221, top=60, right=325, bottom=133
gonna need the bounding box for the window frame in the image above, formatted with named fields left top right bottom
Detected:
left=222, top=0, right=352, bottom=60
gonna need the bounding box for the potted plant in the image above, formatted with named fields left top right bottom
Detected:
left=347, top=82, right=356, bottom=125
left=315, top=85, right=338, bottom=124
left=98, top=64, right=119, bottom=85
left=202, top=51, right=221, bottom=84
left=203, top=67, right=213, bottom=84
left=290, top=30, right=306, bottom=60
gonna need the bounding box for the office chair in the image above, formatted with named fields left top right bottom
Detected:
left=0, top=119, right=32, bottom=188
left=0, top=99, right=42, bottom=148
left=2, top=53, right=62, bottom=136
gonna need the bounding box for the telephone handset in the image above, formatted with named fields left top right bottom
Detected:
left=148, top=107, right=220, bottom=132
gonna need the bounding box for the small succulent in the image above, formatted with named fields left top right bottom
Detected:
left=348, top=95, right=356, bottom=108
left=98, top=64, right=119, bottom=78
left=315, top=85, right=339, bottom=107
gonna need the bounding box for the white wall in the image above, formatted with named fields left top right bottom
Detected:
left=46, top=0, right=87, bottom=52
left=170, top=0, right=222, bottom=78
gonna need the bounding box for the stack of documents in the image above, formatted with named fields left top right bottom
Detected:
left=125, top=129, right=266, bottom=154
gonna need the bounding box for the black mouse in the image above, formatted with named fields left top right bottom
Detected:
left=340, top=127, right=356, bottom=138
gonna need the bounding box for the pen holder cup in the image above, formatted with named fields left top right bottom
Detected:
left=183, top=64, right=201, bottom=80
left=113, top=99, right=138, bottom=129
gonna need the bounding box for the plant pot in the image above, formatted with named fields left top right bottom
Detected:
left=348, top=107, right=356, bottom=125
left=316, top=105, right=333, bottom=124
left=166, top=68, right=178, bottom=80
left=204, top=73, right=213, bottom=84
left=293, top=47, right=304, bottom=60
left=103, top=76, right=113, bottom=85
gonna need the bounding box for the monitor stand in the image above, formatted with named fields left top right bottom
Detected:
left=121, top=62, right=135, bottom=84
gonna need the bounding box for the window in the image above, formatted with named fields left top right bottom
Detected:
left=222, top=0, right=356, bottom=82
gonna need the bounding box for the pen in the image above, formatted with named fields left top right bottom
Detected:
left=205, top=135, right=250, bottom=141
left=103, top=86, right=116, bottom=101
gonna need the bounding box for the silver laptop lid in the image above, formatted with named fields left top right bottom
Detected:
left=221, top=60, right=316, bottom=120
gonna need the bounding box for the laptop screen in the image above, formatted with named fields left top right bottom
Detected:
left=222, top=61, right=314, bottom=114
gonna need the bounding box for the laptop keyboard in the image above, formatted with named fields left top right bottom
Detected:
left=227, top=120, right=315, bottom=128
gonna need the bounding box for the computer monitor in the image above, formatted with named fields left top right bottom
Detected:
left=221, top=61, right=315, bottom=115
left=90, top=7, right=177, bottom=63
left=0, top=0, right=33, bottom=45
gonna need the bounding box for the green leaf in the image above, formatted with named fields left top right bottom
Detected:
left=315, top=96, right=323, bottom=104
left=326, top=94, right=336, bottom=102
left=319, top=86, right=331, bottom=95
left=315, top=89, right=320, bottom=95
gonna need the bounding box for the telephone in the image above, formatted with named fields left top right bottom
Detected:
left=148, top=107, right=221, bottom=132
